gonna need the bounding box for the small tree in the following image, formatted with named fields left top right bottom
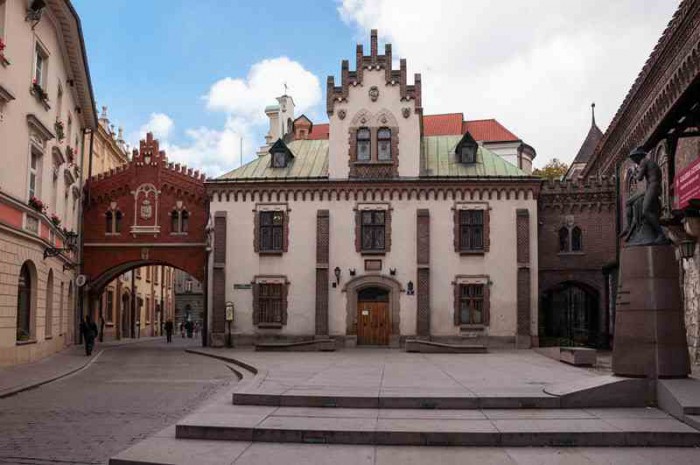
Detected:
left=533, top=158, right=569, bottom=180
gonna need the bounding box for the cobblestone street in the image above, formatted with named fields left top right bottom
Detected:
left=0, top=338, right=234, bottom=465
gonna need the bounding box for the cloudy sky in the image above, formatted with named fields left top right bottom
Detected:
left=74, top=0, right=680, bottom=177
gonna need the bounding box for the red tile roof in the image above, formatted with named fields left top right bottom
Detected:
left=422, top=113, right=464, bottom=136
left=307, top=123, right=329, bottom=140
left=462, top=119, right=520, bottom=142
left=301, top=116, right=520, bottom=142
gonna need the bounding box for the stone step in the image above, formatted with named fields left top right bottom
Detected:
left=254, top=338, right=336, bottom=352
left=404, top=339, right=487, bottom=353
left=175, top=407, right=700, bottom=447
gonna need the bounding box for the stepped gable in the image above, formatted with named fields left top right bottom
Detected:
left=539, top=177, right=616, bottom=212
left=326, top=29, right=422, bottom=116
left=87, top=132, right=206, bottom=205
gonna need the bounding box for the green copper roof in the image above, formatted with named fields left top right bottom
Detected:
left=219, top=139, right=329, bottom=180
left=421, top=135, right=528, bottom=177
left=217, top=136, right=527, bottom=180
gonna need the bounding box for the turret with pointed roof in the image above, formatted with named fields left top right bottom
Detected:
left=565, top=103, right=604, bottom=180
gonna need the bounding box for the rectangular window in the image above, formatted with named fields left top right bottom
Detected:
left=459, top=210, right=484, bottom=251
left=106, top=290, right=114, bottom=323
left=361, top=210, right=385, bottom=251
left=33, top=43, right=48, bottom=88
left=185, top=280, right=193, bottom=293
left=459, top=284, right=484, bottom=325
left=146, top=267, right=151, bottom=282
left=154, top=267, right=159, bottom=285
left=258, top=283, right=283, bottom=324
left=136, top=268, right=141, bottom=279
left=259, top=211, right=284, bottom=252
left=29, top=150, right=42, bottom=199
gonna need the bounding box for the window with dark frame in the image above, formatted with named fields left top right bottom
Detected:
left=272, top=150, right=287, bottom=168
left=377, top=127, right=391, bottom=161
left=361, top=210, right=386, bottom=251
left=105, top=209, right=123, bottom=234
left=259, top=211, right=284, bottom=252
left=459, top=283, right=484, bottom=325
left=571, top=226, right=582, bottom=251
left=258, top=283, right=283, bottom=324
left=356, top=127, right=371, bottom=161
left=106, top=290, right=114, bottom=323
left=171, top=209, right=189, bottom=234
left=458, top=210, right=484, bottom=251
left=460, top=143, right=477, bottom=164
left=559, top=227, right=569, bottom=252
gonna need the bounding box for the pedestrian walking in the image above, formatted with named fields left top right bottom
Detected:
left=185, top=320, right=194, bottom=338
left=80, top=315, right=98, bottom=356
left=180, top=321, right=185, bottom=338
left=164, top=319, right=174, bottom=343
left=193, top=321, right=200, bottom=338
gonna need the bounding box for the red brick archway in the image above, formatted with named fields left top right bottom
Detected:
left=81, top=133, right=209, bottom=335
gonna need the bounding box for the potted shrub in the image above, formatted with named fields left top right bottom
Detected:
left=31, top=78, right=49, bottom=103
left=0, top=37, right=7, bottom=65
left=50, top=213, right=61, bottom=226
left=66, top=146, right=75, bottom=164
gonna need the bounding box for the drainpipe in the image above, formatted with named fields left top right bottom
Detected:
left=76, top=128, right=94, bottom=344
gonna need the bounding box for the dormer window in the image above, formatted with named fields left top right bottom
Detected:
left=269, top=139, right=293, bottom=168
left=272, top=150, right=287, bottom=168
left=357, top=127, right=371, bottom=161
left=377, top=128, right=392, bottom=161
left=456, top=131, right=478, bottom=164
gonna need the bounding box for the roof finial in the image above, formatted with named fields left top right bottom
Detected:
left=283, top=81, right=288, bottom=96
left=591, top=102, right=596, bottom=127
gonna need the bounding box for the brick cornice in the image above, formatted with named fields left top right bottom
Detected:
left=207, top=178, right=541, bottom=203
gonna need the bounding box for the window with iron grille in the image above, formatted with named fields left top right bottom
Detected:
left=258, top=283, right=283, bottom=324
left=361, top=210, right=385, bottom=251
left=259, top=211, right=284, bottom=252
left=459, top=284, right=484, bottom=325
left=459, top=210, right=484, bottom=251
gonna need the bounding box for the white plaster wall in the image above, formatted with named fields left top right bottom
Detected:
left=328, top=69, right=420, bottom=179
left=0, top=0, right=87, bottom=231
left=214, top=193, right=537, bottom=339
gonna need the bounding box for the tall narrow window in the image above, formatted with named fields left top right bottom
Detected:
left=459, top=210, right=484, bottom=251
left=559, top=227, right=569, bottom=252
left=106, top=290, right=114, bottom=324
left=171, top=210, right=179, bottom=232
left=17, top=263, right=32, bottom=341
left=571, top=226, right=582, bottom=252
left=458, top=284, right=484, bottom=325
left=105, top=208, right=122, bottom=234
left=259, top=211, right=284, bottom=252
left=361, top=210, right=386, bottom=251
left=258, top=283, right=283, bottom=324
left=115, top=210, right=122, bottom=233
left=33, top=44, right=47, bottom=88
left=181, top=210, right=189, bottom=232
left=171, top=207, right=189, bottom=233
left=377, top=128, right=391, bottom=161
left=105, top=211, right=113, bottom=233
left=29, top=149, right=42, bottom=199
left=356, top=127, right=371, bottom=161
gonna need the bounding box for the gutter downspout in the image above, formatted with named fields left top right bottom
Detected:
left=77, top=128, right=94, bottom=344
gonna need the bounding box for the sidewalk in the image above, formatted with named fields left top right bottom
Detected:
left=0, top=336, right=164, bottom=398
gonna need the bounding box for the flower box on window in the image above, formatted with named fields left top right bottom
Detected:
left=30, top=81, right=49, bottom=105
left=50, top=213, right=61, bottom=226
left=28, top=196, right=46, bottom=213
left=0, top=38, right=9, bottom=67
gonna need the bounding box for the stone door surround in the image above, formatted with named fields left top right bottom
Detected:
left=343, top=274, right=402, bottom=343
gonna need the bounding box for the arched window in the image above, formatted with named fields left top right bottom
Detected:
left=105, top=211, right=113, bottom=233
left=558, top=227, right=569, bottom=252
left=105, top=208, right=122, bottom=234
left=45, top=269, right=54, bottom=338
left=17, top=262, right=33, bottom=341
left=377, top=128, right=391, bottom=161
left=571, top=226, right=582, bottom=251
left=356, top=127, right=371, bottom=161
left=181, top=210, right=189, bottom=233
left=115, top=210, right=122, bottom=233
left=171, top=210, right=179, bottom=232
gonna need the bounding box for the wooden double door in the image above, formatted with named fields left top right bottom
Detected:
left=357, top=287, right=390, bottom=345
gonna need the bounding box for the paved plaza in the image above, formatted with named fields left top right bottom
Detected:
left=0, top=338, right=235, bottom=465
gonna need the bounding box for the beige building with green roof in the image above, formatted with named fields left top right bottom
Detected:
left=206, top=31, right=540, bottom=349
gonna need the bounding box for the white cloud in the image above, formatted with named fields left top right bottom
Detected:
left=338, top=0, right=681, bottom=167
left=132, top=57, right=322, bottom=177
left=138, top=112, right=174, bottom=141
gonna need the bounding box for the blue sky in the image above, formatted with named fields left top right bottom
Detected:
left=73, top=0, right=680, bottom=177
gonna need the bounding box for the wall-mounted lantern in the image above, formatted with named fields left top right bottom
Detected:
left=406, top=281, right=414, bottom=295
left=389, top=267, right=397, bottom=276
left=349, top=268, right=356, bottom=276
left=334, top=266, right=341, bottom=286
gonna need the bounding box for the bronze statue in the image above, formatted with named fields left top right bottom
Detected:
left=619, top=147, right=669, bottom=246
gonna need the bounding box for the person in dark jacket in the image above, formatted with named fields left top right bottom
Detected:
left=80, top=315, right=98, bottom=356
left=164, top=319, right=174, bottom=343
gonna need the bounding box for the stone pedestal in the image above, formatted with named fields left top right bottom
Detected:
left=613, top=245, right=690, bottom=378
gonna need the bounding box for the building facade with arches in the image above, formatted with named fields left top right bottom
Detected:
left=0, top=0, right=96, bottom=365
left=207, top=31, right=541, bottom=348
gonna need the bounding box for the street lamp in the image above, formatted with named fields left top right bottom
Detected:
left=43, top=231, right=79, bottom=260
left=334, top=267, right=341, bottom=286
